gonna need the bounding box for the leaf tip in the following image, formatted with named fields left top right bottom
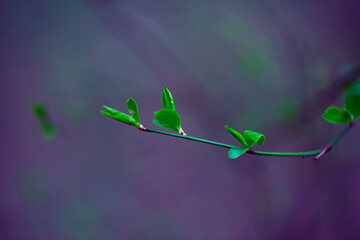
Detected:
left=102, top=105, right=112, bottom=112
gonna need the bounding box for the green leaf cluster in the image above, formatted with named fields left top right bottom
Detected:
left=100, top=87, right=184, bottom=133
left=101, top=98, right=140, bottom=128
left=225, top=125, right=265, bottom=159
left=153, top=86, right=183, bottom=132
left=31, top=103, right=57, bottom=140
left=322, top=80, right=360, bottom=124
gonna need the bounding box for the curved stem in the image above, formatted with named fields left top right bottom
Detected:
left=314, top=122, right=354, bottom=160
left=144, top=123, right=354, bottom=159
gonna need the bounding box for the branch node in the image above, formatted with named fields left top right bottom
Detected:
left=138, top=124, right=147, bottom=131
left=314, top=144, right=332, bottom=161
left=247, top=148, right=254, bottom=154
left=179, top=128, right=187, bottom=136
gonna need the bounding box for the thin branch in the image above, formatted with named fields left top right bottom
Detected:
left=314, top=122, right=354, bottom=160
left=141, top=124, right=354, bottom=159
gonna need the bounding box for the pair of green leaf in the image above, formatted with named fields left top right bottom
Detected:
left=153, top=86, right=183, bottom=133
left=322, top=107, right=353, bottom=124
left=32, top=103, right=57, bottom=140
left=322, top=81, right=360, bottom=124
left=225, top=125, right=265, bottom=159
left=101, top=98, right=140, bottom=128
left=225, top=126, right=265, bottom=148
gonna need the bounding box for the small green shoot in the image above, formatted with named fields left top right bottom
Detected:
left=225, top=126, right=265, bottom=158
left=101, top=99, right=141, bottom=129
left=154, top=86, right=186, bottom=135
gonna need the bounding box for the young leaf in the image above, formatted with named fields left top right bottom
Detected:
left=154, top=109, right=181, bottom=131
left=322, top=106, right=353, bottom=124
left=101, top=105, right=138, bottom=127
left=224, top=125, right=248, bottom=147
left=228, top=147, right=249, bottom=159
left=244, top=130, right=265, bottom=147
left=127, top=98, right=139, bottom=123
left=345, top=81, right=360, bottom=119
left=153, top=119, right=162, bottom=127
left=162, top=86, right=176, bottom=111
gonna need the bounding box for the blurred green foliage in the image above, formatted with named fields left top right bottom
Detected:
left=31, top=103, right=57, bottom=140
left=345, top=81, right=360, bottom=119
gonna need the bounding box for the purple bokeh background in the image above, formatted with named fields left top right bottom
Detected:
left=1, top=0, right=360, bottom=239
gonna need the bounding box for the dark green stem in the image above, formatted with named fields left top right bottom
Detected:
left=144, top=123, right=354, bottom=159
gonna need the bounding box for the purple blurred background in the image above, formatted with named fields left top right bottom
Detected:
left=1, top=0, right=360, bottom=239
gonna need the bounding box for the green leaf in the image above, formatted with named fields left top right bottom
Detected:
left=345, top=81, right=360, bottom=119
left=244, top=130, right=265, bottom=147
left=127, top=98, right=139, bottom=123
left=224, top=125, right=248, bottom=147
left=101, top=105, right=138, bottom=127
left=153, top=119, right=162, bottom=127
left=343, top=108, right=354, bottom=120
left=154, top=109, right=181, bottom=131
left=322, top=106, right=353, bottom=124
left=228, top=147, right=249, bottom=159
left=162, top=86, right=176, bottom=111
left=32, top=103, right=47, bottom=119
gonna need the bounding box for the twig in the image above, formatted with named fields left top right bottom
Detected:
left=141, top=124, right=354, bottom=159
left=314, top=122, right=354, bottom=160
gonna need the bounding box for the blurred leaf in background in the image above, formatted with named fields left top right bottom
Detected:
left=31, top=103, right=57, bottom=140
left=345, top=81, right=360, bottom=119
left=65, top=101, right=85, bottom=122
left=15, top=169, right=51, bottom=208
left=237, top=44, right=271, bottom=79
left=58, top=203, right=115, bottom=240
